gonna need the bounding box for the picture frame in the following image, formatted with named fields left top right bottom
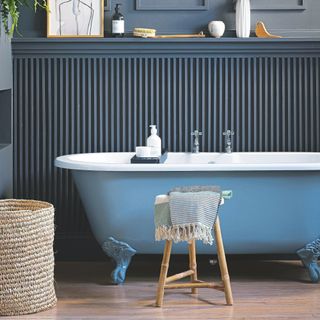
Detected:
left=47, top=0, right=104, bottom=38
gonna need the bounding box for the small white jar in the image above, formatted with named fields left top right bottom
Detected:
left=135, top=146, right=151, bottom=158
left=208, top=21, right=225, bottom=38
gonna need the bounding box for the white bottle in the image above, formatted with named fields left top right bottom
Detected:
left=147, top=125, right=161, bottom=157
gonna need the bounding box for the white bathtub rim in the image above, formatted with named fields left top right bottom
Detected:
left=55, top=152, right=320, bottom=172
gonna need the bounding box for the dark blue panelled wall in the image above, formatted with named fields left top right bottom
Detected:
left=12, top=39, right=320, bottom=258
left=12, top=0, right=320, bottom=258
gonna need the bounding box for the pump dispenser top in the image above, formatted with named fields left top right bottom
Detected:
left=150, top=125, right=157, bottom=135
left=115, top=3, right=121, bottom=13
left=147, top=125, right=161, bottom=157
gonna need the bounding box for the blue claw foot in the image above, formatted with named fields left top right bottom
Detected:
left=102, top=237, right=137, bottom=284
left=297, top=247, right=320, bottom=283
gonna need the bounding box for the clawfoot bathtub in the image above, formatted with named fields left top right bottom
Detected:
left=55, top=152, right=320, bottom=283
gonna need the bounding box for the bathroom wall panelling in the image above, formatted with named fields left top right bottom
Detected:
left=16, top=0, right=320, bottom=38
left=12, top=40, right=320, bottom=258
left=250, top=0, right=306, bottom=11
left=135, top=0, right=209, bottom=11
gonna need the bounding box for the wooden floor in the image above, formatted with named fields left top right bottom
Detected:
left=4, top=258, right=320, bottom=320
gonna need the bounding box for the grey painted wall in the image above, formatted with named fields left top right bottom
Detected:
left=17, top=0, right=320, bottom=38
left=0, top=24, right=13, bottom=198
left=0, top=145, right=13, bottom=198
left=0, top=90, right=11, bottom=144
left=0, top=32, right=12, bottom=90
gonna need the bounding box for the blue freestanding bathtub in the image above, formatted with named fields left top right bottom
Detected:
left=55, top=152, right=320, bottom=255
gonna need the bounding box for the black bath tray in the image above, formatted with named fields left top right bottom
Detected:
left=130, top=150, right=168, bottom=164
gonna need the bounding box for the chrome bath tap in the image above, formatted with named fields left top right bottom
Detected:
left=191, top=130, right=202, bottom=153
left=223, top=130, right=234, bottom=154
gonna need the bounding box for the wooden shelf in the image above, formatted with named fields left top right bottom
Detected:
left=12, top=37, right=320, bottom=56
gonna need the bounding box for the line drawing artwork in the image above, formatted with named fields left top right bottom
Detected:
left=55, top=0, right=94, bottom=35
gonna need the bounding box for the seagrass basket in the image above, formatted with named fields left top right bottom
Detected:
left=0, top=199, right=57, bottom=316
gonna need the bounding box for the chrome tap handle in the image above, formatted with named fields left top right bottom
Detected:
left=223, top=130, right=234, bottom=153
left=191, top=130, right=203, bottom=153
left=191, top=130, right=203, bottom=140
left=222, top=130, right=234, bottom=138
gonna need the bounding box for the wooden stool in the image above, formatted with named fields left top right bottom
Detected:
left=155, top=216, right=233, bottom=307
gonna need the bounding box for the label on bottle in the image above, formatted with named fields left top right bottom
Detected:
left=112, top=20, right=124, bottom=34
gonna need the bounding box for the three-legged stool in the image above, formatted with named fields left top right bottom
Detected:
left=155, top=208, right=233, bottom=307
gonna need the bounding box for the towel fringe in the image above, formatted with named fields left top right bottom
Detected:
left=155, top=223, right=214, bottom=245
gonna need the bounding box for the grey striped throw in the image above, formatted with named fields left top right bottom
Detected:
left=155, top=186, right=222, bottom=245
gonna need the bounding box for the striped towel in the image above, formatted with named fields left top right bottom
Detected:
left=155, top=186, right=222, bottom=245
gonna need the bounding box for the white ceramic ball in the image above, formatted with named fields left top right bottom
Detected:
left=208, top=21, right=225, bottom=38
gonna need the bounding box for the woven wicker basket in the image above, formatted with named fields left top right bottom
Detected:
left=0, top=199, right=57, bottom=316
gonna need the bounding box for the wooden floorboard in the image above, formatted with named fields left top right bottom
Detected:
left=3, top=259, right=320, bottom=319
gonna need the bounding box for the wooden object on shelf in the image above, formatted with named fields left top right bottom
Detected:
left=133, top=29, right=205, bottom=38
left=133, top=28, right=157, bottom=37
left=255, top=21, right=282, bottom=38
left=155, top=216, right=233, bottom=307
left=152, top=32, right=205, bottom=38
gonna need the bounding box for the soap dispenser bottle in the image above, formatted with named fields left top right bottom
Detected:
left=147, top=125, right=161, bottom=157
left=112, top=3, right=124, bottom=37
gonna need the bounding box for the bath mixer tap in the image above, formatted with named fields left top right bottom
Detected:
left=223, top=130, right=234, bottom=154
left=191, top=130, right=202, bottom=153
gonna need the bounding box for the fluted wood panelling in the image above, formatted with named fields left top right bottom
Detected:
left=13, top=55, right=320, bottom=238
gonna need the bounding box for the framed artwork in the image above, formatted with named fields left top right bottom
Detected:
left=47, top=0, right=104, bottom=37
